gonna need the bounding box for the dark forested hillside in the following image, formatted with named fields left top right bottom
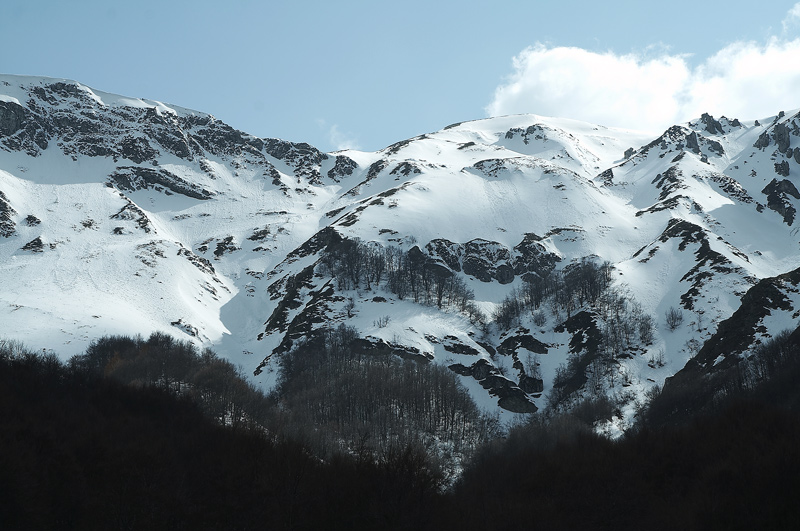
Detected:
left=449, top=401, right=800, bottom=531
left=4, top=336, right=800, bottom=530
left=0, top=340, right=445, bottom=530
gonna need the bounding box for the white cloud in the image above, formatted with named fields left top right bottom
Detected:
left=486, top=45, right=692, bottom=133
left=318, top=119, right=361, bottom=151
left=487, top=15, right=800, bottom=132
left=782, top=2, right=800, bottom=33
left=688, top=37, right=800, bottom=122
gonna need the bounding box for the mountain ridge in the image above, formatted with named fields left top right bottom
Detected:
left=2, top=73, right=800, bottom=427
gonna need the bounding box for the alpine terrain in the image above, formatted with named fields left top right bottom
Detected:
left=3, top=74, right=800, bottom=430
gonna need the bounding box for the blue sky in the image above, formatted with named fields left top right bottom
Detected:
left=2, top=1, right=800, bottom=151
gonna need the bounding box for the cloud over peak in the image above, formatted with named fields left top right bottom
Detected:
left=487, top=10, right=800, bottom=133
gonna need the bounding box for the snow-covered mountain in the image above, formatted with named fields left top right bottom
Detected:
left=2, top=74, right=799, bottom=428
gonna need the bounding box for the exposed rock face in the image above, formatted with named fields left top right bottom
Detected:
left=0, top=100, right=48, bottom=155
left=504, top=124, right=548, bottom=144
left=700, top=113, right=725, bottom=135
left=425, top=234, right=559, bottom=284
left=518, top=375, right=544, bottom=394
left=686, top=131, right=701, bottom=153
left=213, top=236, right=240, bottom=258
left=110, top=199, right=153, bottom=233
left=705, top=138, right=724, bottom=156
left=463, top=239, right=514, bottom=283
left=598, top=168, right=614, bottom=185
left=762, top=178, right=799, bottom=225
left=0, top=79, right=339, bottom=197
left=21, top=236, right=44, bottom=252
left=327, top=155, right=357, bottom=181
left=513, top=234, right=561, bottom=277
left=366, top=159, right=388, bottom=181
left=425, top=239, right=463, bottom=272
left=108, top=166, right=214, bottom=200
left=775, top=160, right=791, bottom=177
left=0, top=101, right=27, bottom=136
left=641, top=125, right=723, bottom=158
left=425, top=238, right=514, bottom=283
left=390, top=161, right=422, bottom=178
left=0, top=190, right=16, bottom=237
left=754, top=131, right=771, bottom=149
left=774, top=122, right=791, bottom=154
left=556, top=311, right=602, bottom=356
left=449, top=359, right=538, bottom=413
left=264, top=138, right=329, bottom=184
left=497, top=333, right=548, bottom=356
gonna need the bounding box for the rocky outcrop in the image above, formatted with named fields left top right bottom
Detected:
left=686, top=131, right=700, bottom=153
left=775, top=160, right=790, bottom=177
left=21, top=236, right=44, bottom=252
left=110, top=199, right=153, bottom=233
left=0, top=190, right=16, bottom=237
left=497, top=333, right=548, bottom=356
left=641, top=125, right=723, bottom=158
left=108, top=166, right=213, bottom=200
left=424, top=238, right=514, bottom=283
left=425, top=234, right=559, bottom=284
left=754, top=131, right=771, bottom=150
left=0, top=80, right=336, bottom=192
left=513, top=233, right=561, bottom=277
left=390, top=161, right=422, bottom=178
left=762, top=178, right=800, bottom=225
left=0, top=100, right=27, bottom=136
left=774, top=122, right=791, bottom=154
left=263, top=138, right=329, bottom=184
left=449, top=359, right=538, bottom=413
left=754, top=120, right=795, bottom=155
left=504, top=124, right=547, bottom=144
left=518, top=375, right=544, bottom=394
left=462, top=239, right=514, bottom=283
left=213, top=236, right=240, bottom=258
left=327, top=155, right=357, bottom=181
left=0, top=100, right=49, bottom=155
left=700, top=113, right=724, bottom=135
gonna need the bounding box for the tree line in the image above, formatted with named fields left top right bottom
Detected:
left=274, top=325, right=501, bottom=480
left=641, top=326, right=800, bottom=428
left=319, top=238, right=485, bottom=323
left=69, top=332, right=272, bottom=429
left=4, top=333, right=800, bottom=530
left=0, top=338, right=446, bottom=530
left=491, top=258, right=655, bottom=409
left=34, top=327, right=499, bottom=483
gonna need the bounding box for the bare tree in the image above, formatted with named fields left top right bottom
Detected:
left=665, top=306, right=684, bottom=331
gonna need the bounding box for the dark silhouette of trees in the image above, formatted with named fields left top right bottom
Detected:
left=640, top=326, right=800, bottom=428
left=319, top=238, right=480, bottom=322
left=0, top=339, right=449, bottom=530
left=493, top=258, right=615, bottom=328
left=666, top=305, right=684, bottom=330
left=71, top=332, right=273, bottom=428
left=490, top=259, right=655, bottom=410
left=273, top=325, right=500, bottom=479
left=4, top=333, right=800, bottom=530
left=449, top=401, right=800, bottom=531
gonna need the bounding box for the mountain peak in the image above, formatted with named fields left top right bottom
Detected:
left=2, top=74, right=800, bottom=425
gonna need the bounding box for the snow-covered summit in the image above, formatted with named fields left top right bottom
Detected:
left=2, top=75, right=800, bottom=426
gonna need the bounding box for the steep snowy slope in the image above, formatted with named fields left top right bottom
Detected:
left=2, top=74, right=800, bottom=426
